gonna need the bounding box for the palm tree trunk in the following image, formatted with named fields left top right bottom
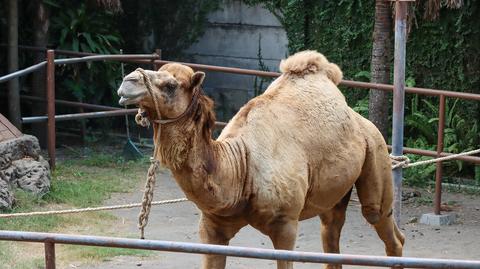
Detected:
left=369, top=0, right=392, bottom=139
left=31, top=0, right=50, bottom=146
left=7, top=0, right=21, bottom=130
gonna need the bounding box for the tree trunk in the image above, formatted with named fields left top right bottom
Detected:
left=369, top=0, right=392, bottom=140
left=31, top=0, right=50, bottom=147
left=7, top=0, right=21, bottom=130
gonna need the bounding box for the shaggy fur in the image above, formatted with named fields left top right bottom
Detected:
left=117, top=51, right=405, bottom=269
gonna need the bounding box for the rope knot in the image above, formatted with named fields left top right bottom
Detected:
left=135, top=108, right=151, bottom=127
left=390, top=154, right=410, bottom=169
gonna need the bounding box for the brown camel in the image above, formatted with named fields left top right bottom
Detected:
left=117, top=50, right=405, bottom=269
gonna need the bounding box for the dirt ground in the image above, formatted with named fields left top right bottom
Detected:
left=78, top=169, right=480, bottom=269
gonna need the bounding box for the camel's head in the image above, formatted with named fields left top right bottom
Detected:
left=117, top=63, right=205, bottom=119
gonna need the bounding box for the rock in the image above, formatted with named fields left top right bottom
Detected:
left=407, top=217, right=418, bottom=224
left=402, top=190, right=421, bottom=201
left=0, top=135, right=41, bottom=170
left=0, top=179, right=14, bottom=210
left=0, top=135, right=51, bottom=209
left=12, top=157, right=50, bottom=196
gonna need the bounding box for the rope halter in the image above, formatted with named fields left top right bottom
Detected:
left=134, top=68, right=201, bottom=126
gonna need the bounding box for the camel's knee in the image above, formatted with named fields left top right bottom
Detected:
left=199, top=216, right=233, bottom=245
left=361, top=205, right=382, bottom=225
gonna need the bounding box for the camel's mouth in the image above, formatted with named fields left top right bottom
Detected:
left=118, top=92, right=144, bottom=106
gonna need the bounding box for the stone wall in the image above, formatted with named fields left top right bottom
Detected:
left=182, top=0, right=288, bottom=121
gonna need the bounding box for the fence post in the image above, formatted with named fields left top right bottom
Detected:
left=46, top=50, right=56, bottom=170
left=391, top=0, right=409, bottom=227
left=45, top=241, right=56, bottom=269
left=434, top=95, right=446, bottom=215
left=153, top=49, right=162, bottom=70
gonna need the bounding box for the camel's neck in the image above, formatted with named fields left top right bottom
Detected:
left=150, top=102, right=250, bottom=216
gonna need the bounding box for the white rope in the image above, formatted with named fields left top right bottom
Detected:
left=0, top=198, right=188, bottom=219
left=391, top=148, right=480, bottom=169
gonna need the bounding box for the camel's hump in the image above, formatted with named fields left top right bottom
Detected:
left=279, top=50, right=343, bottom=85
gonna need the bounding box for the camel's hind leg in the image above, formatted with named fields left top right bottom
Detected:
left=355, top=139, right=405, bottom=257
left=319, top=188, right=352, bottom=269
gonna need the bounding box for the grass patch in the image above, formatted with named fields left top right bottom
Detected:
left=0, top=151, right=152, bottom=266
left=67, top=245, right=150, bottom=261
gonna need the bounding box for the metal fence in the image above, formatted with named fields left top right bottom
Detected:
left=0, top=230, right=479, bottom=269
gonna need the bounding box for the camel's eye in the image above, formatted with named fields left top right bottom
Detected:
left=124, top=77, right=139, bottom=82
left=164, top=81, right=177, bottom=95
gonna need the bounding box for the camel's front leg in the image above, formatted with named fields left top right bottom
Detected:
left=199, top=213, right=244, bottom=269
left=319, top=189, right=352, bottom=269
left=267, top=218, right=299, bottom=269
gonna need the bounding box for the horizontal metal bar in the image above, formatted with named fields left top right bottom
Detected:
left=0, top=231, right=479, bottom=268
left=341, top=80, right=480, bottom=101
left=20, top=95, right=121, bottom=111
left=0, top=61, right=46, bottom=83
left=54, top=54, right=159, bottom=65
left=388, top=145, right=480, bottom=164
left=22, top=109, right=228, bottom=127
left=22, top=109, right=138, bottom=123
left=153, top=59, right=280, bottom=77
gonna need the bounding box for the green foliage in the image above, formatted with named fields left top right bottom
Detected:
left=46, top=1, right=123, bottom=107
left=352, top=97, right=369, bottom=118
left=49, top=2, right=121, bottom=54
left=404, top=96, right=479, bottom=185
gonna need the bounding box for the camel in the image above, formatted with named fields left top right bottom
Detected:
left=117, top=50, right=405, bottom=269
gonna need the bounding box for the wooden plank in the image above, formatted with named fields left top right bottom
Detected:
left=0, top=113, right=22, bottom=141
left=0, top=131, right=10, bottom=141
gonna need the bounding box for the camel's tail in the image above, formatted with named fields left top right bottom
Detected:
left=279, top=50, right=343, bottom=85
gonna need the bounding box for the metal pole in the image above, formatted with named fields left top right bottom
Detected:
left=22, top=109, right=138, bottom=124
left=44, top=241, right=56, bottom=269
left=46, top=50, right=56, bottom=170
left=1, top=231, right=480, bottom=269
left=434, top=95, right=446, bottom=215
left=154, top=49, right=162, bottom=70
left=391, top=0, right=408, bottom=226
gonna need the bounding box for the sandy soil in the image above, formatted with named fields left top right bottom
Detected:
left=78, top=169, right=480, bottom=269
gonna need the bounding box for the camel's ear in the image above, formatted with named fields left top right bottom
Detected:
left=191, top=71, right=205, bottom=89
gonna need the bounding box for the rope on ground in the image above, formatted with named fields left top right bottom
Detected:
left=0, top=197, right=188, bottom=219
left=391, top=148, right=480, bottom=169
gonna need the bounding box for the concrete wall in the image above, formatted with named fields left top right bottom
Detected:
left=182, top=0, right=288, bottom=121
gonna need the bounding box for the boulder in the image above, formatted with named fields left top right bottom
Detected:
left=0, top=135, right=50, bottom=210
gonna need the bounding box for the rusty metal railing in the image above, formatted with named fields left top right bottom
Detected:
left=0, top=230, right=479, bottom=269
